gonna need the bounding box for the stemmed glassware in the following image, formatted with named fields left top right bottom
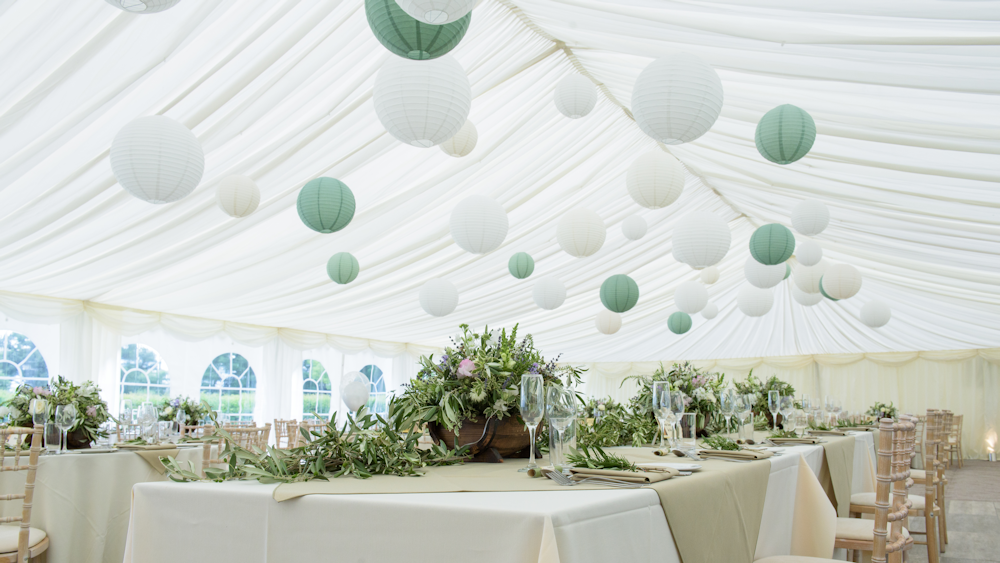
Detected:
left=832, top=399, right=843, bottom=425
left=54, top=404, right=77, bottom=454
left=736, top=396, right=751, bottom=441
left=720, top=389, right=736, bottom=440
left=652, top=382, right=671, bottom=449
left=742, top=393, right=757, bottom=432
left=30, top=398, right=48, bottom=427
left=122, top=399, right=134, bottom=425
left=545, top=386, right=576, bottom=475
left=767, top=390, right=780, bottom=429
left=519, top=373, right=545, bottom=472
left=669, top=392, right=686, bottom=447
left=779, top=396, right=795, bottom=430
left=138, top=403, right=158, bottom=444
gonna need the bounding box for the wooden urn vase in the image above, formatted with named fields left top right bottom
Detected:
left=427, top=416, right=540, bottom=463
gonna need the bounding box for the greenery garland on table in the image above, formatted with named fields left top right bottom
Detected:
left=157, top=396, right=211, bottom=426
left=0, top=377, right=112, bottom=444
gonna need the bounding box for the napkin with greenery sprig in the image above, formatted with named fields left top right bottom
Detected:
left=697, top=436, right=773, bottom=460
left=565, top=446, right=677, bottom=483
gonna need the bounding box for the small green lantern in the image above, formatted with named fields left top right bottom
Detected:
left=365, top=0, right=471, bottom=60
left=508, top=252, right=534, bottom=279
left=327, top=253, right=359, bottom=285
left=668, top=312, right=692, bottom=335
left=600, top=274, right=639, bottom=313
left=749, top=223, right=795, bottom=265
left=297, top=178, right=355, bottom=234
left=819, top=276, right=840, bottom=301
left=755, top=104, right=816, bottom=165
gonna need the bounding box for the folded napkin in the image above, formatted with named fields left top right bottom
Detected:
left=116, top=443, right=178, bottom=450
left=568, top=466, right=678, bottom=483
left=808, top=430, right=848, bottom=436
left=769, top=437, right=821, bottom=445
left=697, top=449, right=773, bottom=461
left=131, top=448, right=180, bottom=474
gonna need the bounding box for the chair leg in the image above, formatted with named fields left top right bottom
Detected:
left=926, top=510, right=940, bottom=563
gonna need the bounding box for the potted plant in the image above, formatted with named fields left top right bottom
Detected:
left=2, top=377, right=112, bottom=448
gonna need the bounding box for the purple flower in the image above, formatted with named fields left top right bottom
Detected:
left=529, top=363, right=539, bottom=374
left=456, top=358, right=476, bottom=379
left=170, top=399, right=181, bottom=407
left=33, top=387, right=51, bottom=396
left=86, top=406, right=98, bottom=417
left=683, top=396, right=693, bottom=406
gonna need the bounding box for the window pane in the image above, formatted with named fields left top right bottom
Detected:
left=200, top=389, right=220, bottom=411
left=245, top=369, right=256, bottom=390
left=231, top=354, right=249, bottom=377
left=201, top=367, right=220, bottom=388
left=303, top=380, right=317, bottom=392
left=317, top=393, right=331, bottom=415
left=303, top=392, right=318, bottom=414
left=122, top=385, right=147, bottom=403
left=0, top=332, right=49, bottom=386
left=123, top=370, right=148, bottom=385
left=318, top=372, right=332, bottom=392
left=222, top=376, right=241, bottom=390
left=242, top=390, right=255, bottom=416
left=220, top=389, right=240, bottom=415
left=120, top=344, right=137, bottom=371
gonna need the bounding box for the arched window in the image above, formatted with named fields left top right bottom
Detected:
left=119, top=344, right=170, bottom=411
left=360, top=364, right=387, bottom=416
left=302, top=359, right=332, bottom=420
left=0, top=331, right=49, bottom=402
left=201, top=353, right=256, bottom=423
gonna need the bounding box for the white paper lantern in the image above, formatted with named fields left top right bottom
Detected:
left=791, top=200, right=830, bottom=236
left=793, top=260, right=828, bottom=294
left=554, top=74, right=597, bottom=119
left=791, top=284, right=823, bottom=306
left=699, top=266, right=720, bottom=285
left=621, top=215, right=647, bottom=241
left=701, top=302, right=719, bottom=320
left=626, top=150, right=685, bottom=209
left=340, top=371, right=370, bottom=412
left=105, top=0, right=181, bottom=13
left=450, top=194, right=508, bottom=254
left=672, top=212, right=731, bottom=269
left=861, top=300, right=891, bottom=328
left=440, top=119, right=478, bottom=157
left=744, top=256, right=786, bottom=289
left=394, top=0, right=476, bottom=23
left=374, top=55, right=471, bottom=148
left=674, top=281, right=708, bottom=314
left=533, top=276, right=566, bottom=310
left=737, top=285, right=774, bottom=317
left=419, top=278, right=459, bottom=316
left=821, top=264, right=862, bottom=299
left=595, top=310, right=622, bottom=335
left=795, top=239, right=823, bottom=267
left=557, top=208, right=606, bottom=257
left=631, top=53, right=724, bottom=145
left=110, top=116, right=204, bottom=204
left=216, top=175, right=260, bottom=218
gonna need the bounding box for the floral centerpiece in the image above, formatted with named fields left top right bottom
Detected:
left=865, top=401, right=897, bottom=421
left=732, top=371, right=796, bottom=428
left=1, top=376, right=112, bottom=448
left=624, top=362, right=726, bottom=438
left=158, top=396, right=211, bottom=426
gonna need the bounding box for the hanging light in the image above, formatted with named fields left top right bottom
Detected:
left=600, top=275, right=640, bottom=313
left=621, top=215, right=648, bottom=241
left=373, top=55, right=471, bottom=147
left=394, top=0, right=476, bottom=24
left=631, top=53, right=724, bottom=145
left=744, top=256, right=786, bottom=289
left=508, top=252, right=534, bottom=279
left=749, top=223, right=795, bottom=265
left=791, top=200, right=830, bottom=236
left=216, top=175, right=260, bottom=218
left=701, top=302, right=719, bottom=319
left=419, top=279, right=459, bottom=316
left=340, top=371, right=371, bottom=412
left=554, top=74, right=597, bottom=119
left=791, top=284, right=822, bottom=306
left=796, top=240, right=822, bottom=267
left=668, top=312, right=693, bottom=335
left=440, top=120, right=478, bottom=157
left=755, top=104, right=816, bottom=165
left=557, top=208, right=606, bottom=257
left=533, top=276, right=566, bottom=310
left=737, top=285, right=774, bottom=317
left=671, top=212, right=731, bottom=269
left=105, top=0, right=181, bottom=13
left=595, top=310, right=622, bottom=335
left=700, top=266, right=720, bottom=285
left=110, top=116, right=204, bottom=204
left=327, top=252, right=360, bottom=285
left=626, top=150, right=685, bottom=209
left=861, top=300, right=891, bottom=328
left=366, top=0, right=470, bottom=60
left=821, top=264, right=862, bottom=299
left=297, top=178, right=356, bottom=234
left=674, top=281, right=707, bottom=314
left=793, top=260, right=827, bottom=294
left=450, top=194, right=508, bottom=254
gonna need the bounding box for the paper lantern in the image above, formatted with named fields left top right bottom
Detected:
left=340, top=371, right=371, bottom=412
left=508, top=252, right=534, bottom=279
left=621, top=215, right=647, bottom=241
left=668, top=312, right=692, bottom=335
left=744, top=256, right=786, bottom=289
left=755, top=104, right=816, bottom=165
left=861, top=301, right=891, bottom=328
left=297, top=178, right=356, bottom=234
left=419, top=278, right=458, bottom=316
left=110, top=116, right=204, bottom=204
left=796, top=240, right=822, bottom=267
left=327, top=253, right=360, bottom=285
left=600, top=275, right=639, bottom=313
left=554, top=74, right=597, bottom=119
left=557, top=208, right=606, bottom=257
left=533, top=276, right=566, bottom=310
left=701, top=302, right=719, bottom=320
left=737, top=285, right=774, bottom=317
left=793, top=261, right=827, bottom=294
left=819, top=278, right=840, bottom=301
left=626, top=150, right=685, bottom=209
left=821, top=264, right=862, bottom=299
left=440, top=120, right=477, bottom=157
left=791, top=284, right=822, bottom=306
left=700, top=266, right=720, bottom=285
left=674, top=281, right=707, bottom=314
left=373, top=55, right=471, bottom=147
left=596, top=310, right=622, bottom=335
left=784, top=263, right=791, bottom=280
left=749, top=224, right=795, bottom=265
left=366, top=0, right=470, bottom=60
left=105, top=0, right=181, bottom=13
left=631, top=53, right=724, bottom=145
left=671, top=212, right=731, bottom=269
left=450, top=194, right=508, bottom=254
left=791, top=200, right=830, bottom=236
left=394, top=0, right=475, bottom=24
left=216, top=175, right=260, bottom=218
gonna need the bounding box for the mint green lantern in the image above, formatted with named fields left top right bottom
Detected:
left=365, top=0, right=470, bottom=60
left=508, top=252, right=534, bottom=279
left=297, top=178, right=355, bottom=234
left=784, top=263, right=791, bottom=280
left=755, top=104, right=816, bottom=165
left=750, top=223, right=795, bottom=265
left=819, top=276, right=840, bottom=301
left=600, top=274, right=639, bottom=313
left=668, top=312, right=692, bottom=335
left=327, top=253, right=359, bottom=285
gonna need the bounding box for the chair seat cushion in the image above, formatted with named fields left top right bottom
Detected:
left=910, top=469, right=926, bottom=480
left=756, top=557, right=845, bottom=563
left=836, top=517, right=910, bottom=541
left=0, top=525, right=47, bottom=553
left=851, top=492, right=925, bottom=511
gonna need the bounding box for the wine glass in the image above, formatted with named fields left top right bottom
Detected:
left=669, top=392, right=686, bottom=448
left=30, top=398, right=48, bottom=427
left=742, top=393, right=757, bottom=433
left=779, top=396, right=795, bottom=430
left=652, top=382, right=671, bottom=449
left=519, top=373, right=545, bottom=472
left=545, top=386, right=576, bottom=475
left=833, top=399, right=843, bottom=425
left=122, top=399, right=133, bottom=425
left=138, top=403, right=158, bottom=444
left=720, top=389, right=736, bottom=440
left=767, top=390, right=780, bottom=429
left=54, top=404, right=77, bottom=454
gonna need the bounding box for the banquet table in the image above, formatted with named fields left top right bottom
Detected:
left=124, top=432, right=875, bottom=563
left=0, top=445, right=205, bottom=563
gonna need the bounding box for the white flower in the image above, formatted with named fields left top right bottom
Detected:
left=9, top=408, right=21, bottom=419
left=0, top=406, right=9, bottom=418
left=163, top=406, right=173, bottom=416
left=598, top=404, right=606, bottom=411
left=693, top=387, right=716, bottom=403
left=80, top=384, right=97, bottom=397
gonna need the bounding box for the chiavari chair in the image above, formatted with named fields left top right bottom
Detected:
left=116, top=423, right=143, bottom=443
left=272, top=419, right=298, bottom=449
left=942, top=413, right=963, bottom=469
left=0, top=426, right=49, bottom=562
left=294, top=419, right=328, bottom=447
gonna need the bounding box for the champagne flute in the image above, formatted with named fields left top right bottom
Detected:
left=652, top=382, right=671, bottom=449
left=720, top=389, right=736, bottom=440
left=742, top=393, right=758, bottom=433
left=30, top=398, right=48, bottom=427
left=767, top=390, right=780, bottom=430
left=54, top=404, right=77, bottom=454
left=519, top=374, right=545, bottom=472
left=545, top=386, right=576, bottom=475
left=669, top=392, right=686, bottom=448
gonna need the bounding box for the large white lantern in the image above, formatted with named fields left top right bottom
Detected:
left=672, top=212, right=731, bottom=269
left=631, top=53, right=724, bottom=145
left=340, top=371, right=371, bottom=412
left=621, top=215, right=647, bottom=241
left=861, top=300, right=891, bottom=328
left=674, top=281, right=708, bottom=314
left=216, top=175, right=260, bottom=218
left=791, top=200, right=830, bottom=236
left=450, top=194, right=508, bottom=254
left=533, top=276, right=566, bottom=310
left=795, top=239, right=823, bottom=267
left=791, top=284, right=823, bottom=306
left=821, top=264, right=862, bottom=299
left=701, top=302, right=719, bottom=319
left=374, top=55, right=471, bottom=147
left=744, top=256, right=786, bottom=289
left=105, top=0, right=182, bottom=13
left=440, top=119, right=478, bottom=157
left=419, top=278, right=459, bottom=316
left=595, top=310, right=622, bottom=335
left=737, top=285, right=774, bottom=317
left=793, top=260, right=828, bottom=294
left=554, top=74, right=597, bottom=119
left=700, top=266, right=720, bottom=285
left=557, top=208, right=606, bottom=257
left=626, top=150, right=685, bottom=209
left=110, top=116, right=204, bottom=204
left=394, top=0, right=476, bottom=24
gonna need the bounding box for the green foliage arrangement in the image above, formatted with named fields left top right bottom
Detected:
left=157, top=396, right=211, bottom=426
left=624, top=362, right=726, bottom=438
left=731, top=371, right=796, bottom=417
left=576, top=398, right=633, bottom=449
left=769, top=429, right=799, bottom=439
left=866, top=401, right=898, bottom=420
left=808, top=421, right=832, bottom=431
left=1, top=377, right=112, bottom=443
left=565, top=445, right=637, bottom=471
left=700, top=435, right=740, bottom=451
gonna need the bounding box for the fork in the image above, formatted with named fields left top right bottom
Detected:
left=545, top=470, right=645, bottom=488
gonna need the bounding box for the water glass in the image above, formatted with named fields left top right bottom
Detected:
left=519, top=374, right=545, bottom=472
left=779, top=396, right=795, bottom=429
left=545, top=385, right=576, bottom=475
left=122, top=399, right=134, bottom=425
left=54, top=404, right=77, bottom=454
left=652, top=381, right=671, bottom=448
left=678, top=413, right=698, bottom=451
left=44, top=423, right=60, bottom=454
left=30, top=398, right=48, bottom=426
left=157, top=421, right=171, bottom=443
left=138, top=403, right=158, bottom=443
left=735, top=396, right=751, bottom=441
left=794, top=412, right=808, bottom=437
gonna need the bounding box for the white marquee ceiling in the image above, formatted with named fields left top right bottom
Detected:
left=0, top=0, right=997, bottom=361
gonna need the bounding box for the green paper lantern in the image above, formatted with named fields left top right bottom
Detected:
left=297, top=178, right=355, bottom=234
left=327, top=252, right=359, bottom=285
left=508, top=252, right=534, bottom=279
left=668, top=311, right=692, bottom=335
left=755, top=104, right=816, bottom=165
left=749, top=223, right=795, bottom=265
left=365, top=0, right=470, bottom=60
left=819, top=276, right=840, bottom=301
left=784, top=263, right=791, bottom=280
left=600, top=274, right=639, bottom=313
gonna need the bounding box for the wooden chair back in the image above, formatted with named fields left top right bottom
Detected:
left=116, top=423, right=143, bottom=442
left=180, top=424, right=213, bottom=439
left=200, top=424, right=271, bottom=478
left=0, top=426, right=43, bottom=562
left=872, top=418, right=911, bottom=563
left=294, top=419, right=328, bottom=447
left=272, top=419, right=298, bottom=449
